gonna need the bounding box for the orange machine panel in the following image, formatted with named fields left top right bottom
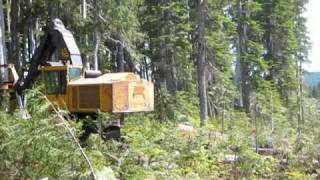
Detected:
left=113, top=81, right=154, bottom=113
left=78, top=85, right=100, bottom=109
left=112, top=82, right=129, bottom=112
left=100, top=84, right=113, bottom=112
left=69, top=85, right=101, bottom=112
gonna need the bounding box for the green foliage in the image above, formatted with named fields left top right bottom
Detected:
left=155, top=89, right=199, bottom=123
left=0, top=89, right=114, bottom=179
left=0, top=113, right=90, bottom=179
left=1, top=92, right=320, bottom=179
left=94, top=112, right=295, bottom=179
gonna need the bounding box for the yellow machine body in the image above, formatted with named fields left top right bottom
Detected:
left=41, top=65, right=154, bottom=114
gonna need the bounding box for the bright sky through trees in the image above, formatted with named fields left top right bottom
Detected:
left=305, top=0, right=320, bottom=72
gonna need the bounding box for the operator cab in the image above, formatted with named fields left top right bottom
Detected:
left=39, top=18, right=83, bottom=97
left=41, top=65, right=82, bottom=95
left=41, top=64, right=82, bottom=109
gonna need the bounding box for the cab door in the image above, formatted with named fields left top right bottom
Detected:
left=42, top=68, right=68, bottom=109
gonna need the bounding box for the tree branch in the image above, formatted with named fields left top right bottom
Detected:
left=38, top=90, right=97, bottom=180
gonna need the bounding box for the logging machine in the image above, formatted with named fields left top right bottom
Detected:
left=0, top=19, right=154, bottom=140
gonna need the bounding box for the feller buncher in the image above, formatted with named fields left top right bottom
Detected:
left=0, top=19, right=154, bottom=140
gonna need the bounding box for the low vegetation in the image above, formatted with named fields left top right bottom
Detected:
left=0, top=89, right=320, bottom=179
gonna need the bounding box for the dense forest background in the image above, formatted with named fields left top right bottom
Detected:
left=1, top=0, right=320, bottom=179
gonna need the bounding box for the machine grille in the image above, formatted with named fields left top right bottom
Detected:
left=78, top=85, right=100, bottom=109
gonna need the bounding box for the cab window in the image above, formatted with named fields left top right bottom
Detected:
left=69, top=67, right=82, bottom=80
left=43, top=70, right=67, bottom=94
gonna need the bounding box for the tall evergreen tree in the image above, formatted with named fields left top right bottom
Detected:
left=261, top=0, right=298, bottom=103
left=140, top=0, right=193, bottom=120
left=294, top=0, right=310, bottom=133
left=234, top=0, right=264, bottom=113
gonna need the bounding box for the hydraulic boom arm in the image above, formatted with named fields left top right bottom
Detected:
left=13, top=19, right=82, bottom=116
left=15, top=18, right=82, bottom=95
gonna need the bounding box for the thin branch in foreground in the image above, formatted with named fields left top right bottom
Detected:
left=38, top=91, right=97, bottom=180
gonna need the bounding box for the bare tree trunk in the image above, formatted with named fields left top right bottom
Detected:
left=22, top=0, right=30, bottom=63
left=299, top=60, right=304, bottom=131
left=10, top=0, right=20, bottom=72
left=93, top=0, right=99, bottom=70
left=296, top=57, right=304, bottom=134
left=234, top=54, right=242, bottom=106
left=81, top=0, right=90, bottom=70
left=270, top=91, right=274, bottom=133
left=159, top=35, right=167, bottom=121
left=116, top=27, right=124, bottom=72
left=34, top=18, right=40, bottom=48
left=81, top=0, right=87, bottom=19
left=168, top=48, right=178, bottom=90
left=155, top=0, right=169, bottom=121
left=124, top=50, right=135, bottom=72
left=254, top=103, right=259, bottom=153
left=5, top=0, right=10, bottom=32
left=222, top=101, right=225, bottom=134
left=0, top=0, right=6, bottom=66
left=28, top=18, right=35, bottom=59
left=144, top=57, right=149, bottom=80
left=20, top=0, right=34, bottom=65
left=23, top=24, right=28, bottom=62
left=0, top=0, right=7, bottom=87
left=197, top=0, right=208, bottom=127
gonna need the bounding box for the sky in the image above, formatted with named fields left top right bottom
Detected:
left=304, top=0, right=320, bottom=72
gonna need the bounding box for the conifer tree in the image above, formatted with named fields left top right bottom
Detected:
left=234, top=0, right=264, bottom=113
